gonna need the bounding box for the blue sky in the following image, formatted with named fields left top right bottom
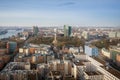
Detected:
left=0, top=0, right=120, bottom=27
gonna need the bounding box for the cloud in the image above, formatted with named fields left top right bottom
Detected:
left=58, top=2, right=76, bottom=6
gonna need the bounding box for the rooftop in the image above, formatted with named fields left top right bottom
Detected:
left=64, top=77, right=76, bottom=80
left=74, top=60, right=89, bottom=66
left=51, top=71, right=61, bottom=76
left=85, top=71, right=102, bottom=76
left=93, top=57, right=120, bottom=79
left=93, top=57, right=106, bottom=65
left=64, top=74, right=75, bottom=80
left=101, top=66, right=120, bottom=79
left=74, top=61, right=84, bottom=66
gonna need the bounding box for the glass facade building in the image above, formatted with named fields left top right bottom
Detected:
left=64, top=25, right=72, bottom=37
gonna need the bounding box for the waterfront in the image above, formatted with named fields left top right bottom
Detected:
left=0, top=29, right=23, bottom=39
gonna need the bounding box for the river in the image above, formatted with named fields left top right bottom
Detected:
left=0, top=29, right=23, bottom=39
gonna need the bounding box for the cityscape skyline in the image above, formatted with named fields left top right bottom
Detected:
left=0, top=0, right=120, bottom=27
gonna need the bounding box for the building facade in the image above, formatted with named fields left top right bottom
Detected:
left=33, top=26, right=39, bottom=36
left=7, top=42, right=17, bottom=53
left=101, top=48, right=111, bottom=58
left=85, top=45, right=99, bottom=57
left=82, top=31, right=89, bottom=40
left=64, top=25, right=72, bottom=37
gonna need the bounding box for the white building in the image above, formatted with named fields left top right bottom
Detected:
left=69, top=47, right=79, bottom=53
left=117, top=32, right=120, bottom=38
left=79, top=46, right=84, bottom=53
left=82, top=31, right=89, bottom=40
left=37, top=59, right=74, bottom=78
left=109, top=32, right=117, bottom=38
left=19, top=48, right=29, bottom=56
left=101, top=48, right=111, bottom=58
left=85, top=45, right=99, bottom=57
left=73, top=54, right=120, bottom=80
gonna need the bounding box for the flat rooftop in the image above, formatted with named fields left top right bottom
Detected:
left=64, top=77, right=76, bottom=80
left=93, top=57, right=106, bottom=65
left=12, top=65, right=25, bottom=70
left=51, top=71, right=61, bottom=76
left=64, top=74, right=75, bottom=80
left=85, top=71, right=102, bottom=76
left=101, top=66, right=120, bottom=79
left=94, top=57, right=120, bottom=79
left=74, top=60, right=90, bottom=66
left=74, top=61, right=84, bottom=66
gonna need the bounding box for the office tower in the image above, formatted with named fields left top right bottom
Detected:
left=64, top=25, right=72, bottom=37
left=64, top=25, right=67, bottom=37
left=68, top=26, right=72, bottom=37
left=33, top=26, right=39, bottom=36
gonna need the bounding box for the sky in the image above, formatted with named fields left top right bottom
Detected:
left=0, top=0, right=120, bottom=27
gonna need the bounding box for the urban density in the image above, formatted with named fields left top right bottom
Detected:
left=0, top=0, right=120, bottom=80
left=0, top=26, right=120, bottom=80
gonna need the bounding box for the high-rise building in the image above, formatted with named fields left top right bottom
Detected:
left=64, top=25, right=67, bottom=37
left=33, top=26, right=39, bottom=36
left=7, top=42, right=17, bottom=53
left=64, top=25, right=72, bottom=37
left=68, top=26, right=72, bottom=37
